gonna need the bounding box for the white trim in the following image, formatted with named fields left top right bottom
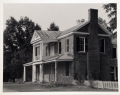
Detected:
left=78, top=37, right=85, bottom=52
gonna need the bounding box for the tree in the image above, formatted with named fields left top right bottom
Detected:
left=76, top=19, right=85, bottom=24
left=98, top=17, right=111, bottom=32
left=47, top=22, right=59, bottom=31
left=103, top=3, right=117, bottom=31
left=3, top=16, right=41, bottom=81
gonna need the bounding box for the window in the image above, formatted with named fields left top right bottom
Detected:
left=113, top=48, right=116, bottom=58
left=50, top=44, right=54, bottom=56
left=58, top=42, right=61, bottom=54
left=65, top=63, right=69, bottom=76
left=35, top=46, right=40, bottom=56
left=66, top=39, right=69, bottom=52
left=46, top=46, right=48, bottom=56
left=100, top=39, right=105, bottom=52
left=77, top=37, right=86, bottom=52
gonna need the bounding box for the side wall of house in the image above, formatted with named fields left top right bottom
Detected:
left=59, top=35, right=74, bottom=56
left=74, top=34, right=88, bottom=80
left=99, top=37, right=112, bottom=81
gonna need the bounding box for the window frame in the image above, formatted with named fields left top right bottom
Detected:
left=100, top=38, right=105, bottom=53
left=78, top=37, right=85, bottom=52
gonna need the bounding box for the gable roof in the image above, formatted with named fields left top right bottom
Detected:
left=31, top=21, right=112, bottom=44
left=36, top=30, right=61, bottom=39
left=31, top=30, right=61, bottom=43
left=59, top=21, right=89, bottom=37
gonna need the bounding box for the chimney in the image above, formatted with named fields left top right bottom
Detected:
left=88, top=9, right=98, bottom=23
left=88, top=8, right=98, bottom=35
left=87, top=8, right=100, bottom=80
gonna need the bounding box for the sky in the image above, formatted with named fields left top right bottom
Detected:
left=3, top=3, right=109, bottom=31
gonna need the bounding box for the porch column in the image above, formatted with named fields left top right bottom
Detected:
left=33, top=45, right=35, bottom=61
left=39, top=64, right=43, bottom=82
left=23, top=66, right=26, bottom=82
left=32, top=65, right=36, bottom=82
left=55, top=61, right=58, bottom=82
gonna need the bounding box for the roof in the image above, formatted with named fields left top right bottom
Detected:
left=36, top=30, right=61, bottom=39
left=32, top=21, right=112, bottom=43
left=59, top=21, right=89, bottom=37
left=43, top=54, right=73, bottom=62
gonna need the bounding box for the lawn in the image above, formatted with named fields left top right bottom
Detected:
left=3, top=82, right=118, bottom=92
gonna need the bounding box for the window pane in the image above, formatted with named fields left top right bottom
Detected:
left=79, top=38, right=84, bottom=51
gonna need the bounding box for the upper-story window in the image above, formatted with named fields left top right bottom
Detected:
left=35, top=46, right=40, bottom=56
left=66, top=39, right=69, bottom=52
left=50, top=44, right=55, bottom=56
left=46, top=46, right=48, bottom=56
left=76, top=37, right=88, bottom=52
left=58, top=42, right=61, bottom=54
left=100, top=39, right=105, bottom=53
left=113, top=48, right=117, bottom=58
left=35, top=46, right=40, bottom=60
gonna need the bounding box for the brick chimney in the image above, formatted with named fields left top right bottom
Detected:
left=87, top=9, right=100, bottom=80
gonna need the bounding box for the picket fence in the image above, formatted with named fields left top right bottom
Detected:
left=91, top=81, right=118, bottom=90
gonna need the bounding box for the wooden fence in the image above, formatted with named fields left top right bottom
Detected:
left=91, top=81, right=118, bottom=90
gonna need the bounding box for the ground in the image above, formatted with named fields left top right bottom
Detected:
left=3, top=82, right=118, bottom=92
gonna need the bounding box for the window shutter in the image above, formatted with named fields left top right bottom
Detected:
left=76, top=37, right=79, bottom=52
left=85, top=38, right=88, bottom=52
left=65, top=39, right=66, bottom=52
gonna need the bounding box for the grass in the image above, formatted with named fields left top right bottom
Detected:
left=3, top=82, right=118, bottom=92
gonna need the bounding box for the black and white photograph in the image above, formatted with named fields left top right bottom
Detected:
left=1, top=0, right=118, bottom=93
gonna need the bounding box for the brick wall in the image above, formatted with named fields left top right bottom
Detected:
left=100, top=37, right=112, bottom=81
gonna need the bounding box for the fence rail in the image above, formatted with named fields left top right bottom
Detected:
left=91, top=81, right=118, bottom=90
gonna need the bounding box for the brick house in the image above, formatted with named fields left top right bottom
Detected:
left=23, top=9, right=117, bottom=83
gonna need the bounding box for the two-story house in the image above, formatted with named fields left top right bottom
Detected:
left=23, top=8, right=116, bottom=84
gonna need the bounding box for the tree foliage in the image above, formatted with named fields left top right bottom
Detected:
left=103, top=3, right=117, bottom=31
left=48, top=22, right=59, bottom=31
left=98, top=17, right=111, bottom=32
left=3, top=16, right=41, bottom=81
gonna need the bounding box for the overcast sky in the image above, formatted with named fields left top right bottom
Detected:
left=3, top=3, right=109, bottom=31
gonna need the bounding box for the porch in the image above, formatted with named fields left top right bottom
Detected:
left=23, top=55, right=74, bottom=84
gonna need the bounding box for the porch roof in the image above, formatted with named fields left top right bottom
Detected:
left=42, top=54, right=73, bottom=63
left=23, top=54, right=73, bottom=66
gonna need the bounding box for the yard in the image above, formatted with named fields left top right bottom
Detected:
left=3, top=82, right=118, bottom=92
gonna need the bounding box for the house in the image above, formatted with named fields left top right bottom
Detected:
left=23, top=9, right=117, bottom=84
